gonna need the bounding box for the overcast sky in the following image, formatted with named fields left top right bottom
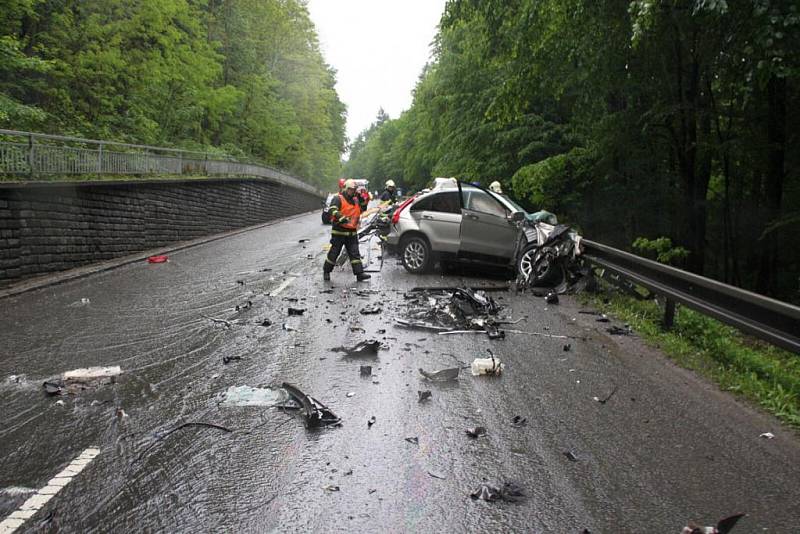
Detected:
left=306, top=0, right=447, bottom=146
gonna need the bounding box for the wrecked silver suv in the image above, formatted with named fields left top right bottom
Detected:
left=385, top=181, right=527, bottom=273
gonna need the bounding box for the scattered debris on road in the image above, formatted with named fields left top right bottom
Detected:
left=43, top=366, right=123, bottom=396
left=235, top=301, right=253, bottom=312
left=606, top=325, right=630, bottom=336
left=511, top=416, right=527, bottom=427
left=323, top=485, right=340, bottom=492
left=563, top=451, right=578, bottom=462
left=681, top=513, right=746, bottom=534
left=282, top=382, right=341, bottom=428
left=470, top=482, right=525, bottom=503
left=760, top=432, right=775, bottom=439
left=545, top=291, right=559, bottom=304
left=367, top=416, right=376, bottom=428
left=360, top=365, right=372, bottom=376
left=465, top=427, right=487, bottom=438
left=359, top=304, right=382, bottom=315
left=471, top=350, right=503, bottom=376
left=222, top=356, right=242, bottom=365
left=427, top=470, right=447, bottom=480
left=419, top=367, right=460, bottom=382
left=203, top=314, right=234, bottom=327
left=593, top=385, right=618, bottom=404
left=287, top=307, right=306, bottom=316
left=332, top=340, right=381, bottom=357
left=405, top=437, right=419, bottom=445
left=417, top=390, right=432, bottom=402
left=147, top=255, right=168, bottom=263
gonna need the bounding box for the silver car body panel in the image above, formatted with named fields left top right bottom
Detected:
left=386, top=182, right=528, bottom=264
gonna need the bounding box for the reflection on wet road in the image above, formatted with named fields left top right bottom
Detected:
left=1, top=212, right=799, bottom=533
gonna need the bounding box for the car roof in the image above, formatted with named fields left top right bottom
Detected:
left=415, top=181, right=522, bottom=213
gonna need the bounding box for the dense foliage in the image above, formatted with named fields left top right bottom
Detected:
left=0, top=0, right=346, bottom=187
left=344, top=0, right=799, bottom=301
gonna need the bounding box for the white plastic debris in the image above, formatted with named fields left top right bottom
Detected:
left=760, top=432, right=775, bottom=439
left=63, top=366, right=121, bottom=382
left=471, top=357, right=504, bottom=376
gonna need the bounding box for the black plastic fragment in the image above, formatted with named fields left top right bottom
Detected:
left=545, top=291, right=559, bottom=304
left=465, top=427, right=487, bottom=438
left=360, top=365, right=372, bottom=376
left=281, top=382, right=341, bottom=428
left=563, top=451, right=578, bottom=462
left=470, top=482, right=525, bottom=503
left=511, top=415, right=527, bottom=427
left=222, top=356, right=242, bottom=365
left=331, top=340, right=381, bottom=357
left=43, top=381, right=63, bottom=396
left=417, top=390, right=432, bottom=402
left=287, top=307, right=306, bottom=316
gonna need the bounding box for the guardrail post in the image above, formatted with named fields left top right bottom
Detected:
left=178, top=151, right=183, bottom=175
left=28, top=134, right=35, bottom=177
left=97, top=143, right=103, bottom=174
left=663, top=298, right=676, bottom=330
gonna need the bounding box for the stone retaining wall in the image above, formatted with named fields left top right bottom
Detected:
left=0, top=178, right=322, bottom=285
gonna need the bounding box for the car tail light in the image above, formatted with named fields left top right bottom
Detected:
left=391, top=196, right=416, bottom=224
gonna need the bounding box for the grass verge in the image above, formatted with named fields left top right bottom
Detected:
left=581, top=286, right=800, bottom=430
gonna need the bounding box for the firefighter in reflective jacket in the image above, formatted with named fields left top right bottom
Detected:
left=324, top=179, right=371, bottom=281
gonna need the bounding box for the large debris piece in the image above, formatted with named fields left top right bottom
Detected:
left=281, top=382, right=341, bottom=428
left=400, top=288, right=509, bottom=338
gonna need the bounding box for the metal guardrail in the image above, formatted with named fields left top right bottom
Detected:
left=582, top=239, right=800, bottom=354
left=0, top=129, right=322, bottom=196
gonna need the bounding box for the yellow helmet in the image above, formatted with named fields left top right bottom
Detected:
left=386, top=180, right=396, bottom=188
left=344, top=179, right=357, bottom=190
left=489, top=181, right=503, bottom=194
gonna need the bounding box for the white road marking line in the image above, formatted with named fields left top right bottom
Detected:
left=270, top=276, right=296, bottom=297
left=0, top=447, right=100, bottom=533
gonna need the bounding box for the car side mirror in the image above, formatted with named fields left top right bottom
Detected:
left=509, top=211, right=525, bottom=222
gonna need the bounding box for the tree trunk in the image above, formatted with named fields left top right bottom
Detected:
left=755, top=75, right=786, bottom=295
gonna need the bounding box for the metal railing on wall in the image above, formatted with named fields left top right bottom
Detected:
left=0, top=129, right=322, bottom=196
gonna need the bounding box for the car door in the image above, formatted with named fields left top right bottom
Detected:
left=409, top=191, right=462, bottom=253
left=458, top=185, right=518, bottom=260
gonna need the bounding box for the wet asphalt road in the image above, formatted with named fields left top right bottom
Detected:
left=1, top=210, right=799, bottom=533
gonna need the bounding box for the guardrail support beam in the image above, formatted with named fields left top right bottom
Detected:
left=663, top=298, right=676, bottom=330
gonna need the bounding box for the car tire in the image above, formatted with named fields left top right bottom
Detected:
left=401, top=235, right=431, bottom=274
left=517, top=242, right=561, bottom=286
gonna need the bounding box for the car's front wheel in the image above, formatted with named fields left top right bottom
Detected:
left=401, top=235, right=431, bottom=273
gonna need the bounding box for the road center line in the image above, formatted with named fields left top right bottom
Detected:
left=0, top=447, right=100, bottom=533
left=269, top=276, right=296, bottom=297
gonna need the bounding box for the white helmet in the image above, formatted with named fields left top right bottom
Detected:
left=386, top=180, right=396, bottom=188
left=489, top=181, right=503, bottom=194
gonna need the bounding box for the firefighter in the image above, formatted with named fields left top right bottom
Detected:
left=379, top=179, right=398, bottom=206
left=324, top=179, right=371, bottom=281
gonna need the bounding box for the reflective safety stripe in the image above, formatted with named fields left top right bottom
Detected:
left=325, top=258, right=335, bottom=265
left=350, top=259, right=362, bottom=264
left=331, top=229, right=356, bottom=236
